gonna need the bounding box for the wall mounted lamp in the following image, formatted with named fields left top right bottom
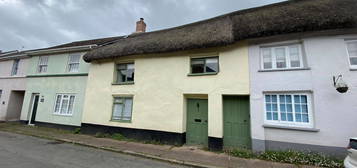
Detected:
left=333, top=75, right=349, bottom=93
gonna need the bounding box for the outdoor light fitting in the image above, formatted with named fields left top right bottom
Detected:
left=333, top=75, right=349, bottom=93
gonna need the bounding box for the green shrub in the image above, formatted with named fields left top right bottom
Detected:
left=227, top=149, right=343, bottom=168
left=73, top=128, right=81, bottom=134
left=94, top=132, right=110, bottom=138
left=111, top=133, right=126, bottom=141
left=228, top=148, right=255, bottom=158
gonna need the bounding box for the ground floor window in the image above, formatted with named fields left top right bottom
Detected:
left=112, top=97, right=133, bottom=122
left=54, top=94, right=75, bottom=116
left=264, top=93, right=313, bottom=127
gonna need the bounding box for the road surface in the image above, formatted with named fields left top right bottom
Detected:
left=0, top=131, right=190, bottom=168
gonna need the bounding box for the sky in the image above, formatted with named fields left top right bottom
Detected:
left=0, top=0, right=285, bottom=52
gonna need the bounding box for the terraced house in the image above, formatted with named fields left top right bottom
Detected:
left=79, top=0, right=357, bottom=155
left=19, top=37, right=121, bottom=127
left=0, top=51, right=29, bottom=121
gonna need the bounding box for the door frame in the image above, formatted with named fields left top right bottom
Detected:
left=222, top=95, right=252, bottom=149
left=28, top=93, right=40, bottom=125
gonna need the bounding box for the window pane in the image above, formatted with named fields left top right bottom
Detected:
left=301, top=95, right=307, bottom=103
left=118, top=70, right=127, bottom=82
left=347, top=42, right=357, bottom=57
left=295, top=114, right=302, bottom=122
left=289, top=46, right=301, bottom=67
left=60, top=97, right=69, bottom=114
left=265, top=95, right=271, bottom=102
left=287, top=113, right=293, bottom=121
left=126, top=68, right=134, bottom=82
left=271, top=95, right=277, bottom=102
left=281, top=112, right=287, bottom=121
left=205, top=58, right=218, bottom=73
left=11, top=59, right=20, bottom=76
left=294, top=95, right=300, bottom=103
left=112, top=103, right=123, bottom=120
left=68, top=96, right=75, bottom=115
left=54, top=95, right=62, bottom=113
left=122, top=98, right=133, bottom=120
left=266, top=104, right=272, bottom=111
left=262, top=48, right=272, bottom=69
left=69, top=63, right=79, bottom=72
left=266, top=112, right=272, bottom=120
left=191, top=59, right=205, bottom=73
left=69, top=54, right=80, bottom=63
left=275, top=48, right=286, bottom=68
left=350, top=57, right=357, bottom=65
left=272, top=112, right=278, bottom=120
left=116, top=63, right=134, bottom=83
left=117, top=64, right=126, bottom=70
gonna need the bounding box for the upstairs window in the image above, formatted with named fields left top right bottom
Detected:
left=11, top=59, right=20, bottom=76
left=54, top=94, right=75, bottom=116
left=265, top=93, right=312, bottom=127
left=112, top=97, right=133, bottom=122
left=116, top=63, right=134, bottom=84
left=346, top=40, right=357, bottom=68
left=38, top=56, right=49, bottom=73
left=68, top=53, right=81, bottom=72
left=190, top=57, right=219, bottom=74
left=261, top=44, right=303, bottom=70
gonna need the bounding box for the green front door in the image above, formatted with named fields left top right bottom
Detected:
left=223, top=96, right=251, bottom=149
left=186, top=99, right=208, bottom=146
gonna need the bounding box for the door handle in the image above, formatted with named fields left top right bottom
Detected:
left=194, top=119, right=202, bottom=122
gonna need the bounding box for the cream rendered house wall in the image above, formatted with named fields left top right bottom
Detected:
left=82, top=42, right=249, bottom=138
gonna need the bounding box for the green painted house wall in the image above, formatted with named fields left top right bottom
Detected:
left=20, top=52, right=89, bottom=126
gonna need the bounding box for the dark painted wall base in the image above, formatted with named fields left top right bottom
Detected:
left=208, top=137, right=223, bottom=151
left=35, top=121, right=80, bottom=131
left=19, top=120, right=29, bottom=124
left=81, top=123, right=186, bottom=146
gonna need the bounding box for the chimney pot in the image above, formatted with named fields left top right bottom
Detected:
left=135, top=18, right=146, bottom=33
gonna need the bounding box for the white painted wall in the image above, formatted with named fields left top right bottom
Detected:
left=249, top=35, right=357, bottom=148
left=0, top=58, right=29, bottom=120
left=82, top=42, right=249, bottom=138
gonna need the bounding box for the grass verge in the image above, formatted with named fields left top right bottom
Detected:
left=226, top=148, right=343, bottom=168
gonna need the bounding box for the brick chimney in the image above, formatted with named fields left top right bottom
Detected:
left=135, top=18, right=146, bottom=33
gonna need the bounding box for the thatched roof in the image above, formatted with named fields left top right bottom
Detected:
left=83, top=0, right=357, bottom=62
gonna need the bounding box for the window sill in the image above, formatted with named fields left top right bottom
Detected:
left=258, top=67, right=311, bottom=72
left=112, top=82, right=135, bottom=85
left=53, top=114, right=73, bottom=117
left=187, top=72, right=218, bottom=76
left=263, top=124, right=319, bottom=132
left=110, top=119, right=132, bottom=123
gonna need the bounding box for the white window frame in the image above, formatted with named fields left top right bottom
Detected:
left=11, top=59, right=20, bottom=76
left=263, top=92, right=313, bottom=128
left=260, top=44, right=304, bottom=70
left=38, top=56, right=49, bottom=73
left=345, top=40, right=357, bottom=69
left=53, top=94, right=76, bottom=116
left=67, top=53, right=81, bottom=72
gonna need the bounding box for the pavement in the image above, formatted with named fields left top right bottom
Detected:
left=0, top=131, right=190, bottom=168
left=0, top=122, right=316, bottom=168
